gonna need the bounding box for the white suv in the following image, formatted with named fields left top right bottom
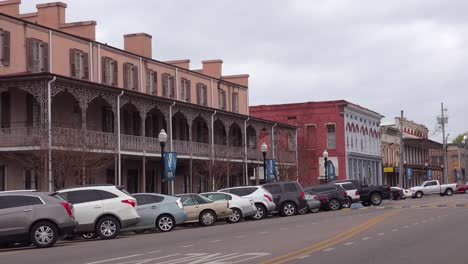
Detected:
left=56, top=185, right=139, bottom=240
left=334, top=182, right=360, bottom=204
left=219, top=186, right=276, bottom=220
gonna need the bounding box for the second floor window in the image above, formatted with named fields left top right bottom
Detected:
left=102, top=106, right=114, bottom=133
left=0, top=29, right=10, bottom=66
left=146, top=70, right=157, bottom=95
left=196, top=83, right=208, bottom=106
left=218, top=89, right=226, bottom=110
left=26, top=38, right=48, bottom=73
left=123, top=63, right=138, bottom=90
left=326, top=124, right=336, bottom=149
left=180, top=78, right=191, bottom=102
left=69, top=49, right=89, bottom=80
left=232, top=92, right=239, bottom=113
left=102, top=57, right=118, bottom=86
left=162, top=73, right=175, bottom=99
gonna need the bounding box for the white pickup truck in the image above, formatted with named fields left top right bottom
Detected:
left=410, top=180, right=457, bottom=198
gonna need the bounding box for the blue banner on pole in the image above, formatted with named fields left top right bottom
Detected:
left=266, top=159, right=276, bottom=181
left=456, top=170, right=461, bottom=180
left=164, top=152, right=177, bottom=181
left=326, top=160, right=336, bottom=181
left=406, top=167, right=413, bottom=180
left=426, top=169, right=433, bottom=180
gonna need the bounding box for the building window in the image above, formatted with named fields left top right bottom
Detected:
left=102, top=106, right=114, bottom=133
left=218, top=89, right=226, bottom=110
left=306, top=125, right=316, bottom=149
left=146, top=70, right=157, bottom=95
left=102, top=57, right=118, bottom=86
left=162, top=73, right=175, bottom=99
left=69, top=49, right=89, bottom=80
left=0, top=29, right=10, bottom=67
left=196, top=83, right=208, bottom=106
left=123, top=62, right=138, bottom=90
left=26, top=38, right=48, bottom=73
left=326, top=124, right=336, bottom=149
left=24, top=169, right=38, bottom=190
left=1, top=91, right=10, bottom=129
left=180, top=78, right=191, bottom=102
left=232, top=92, right=239, bottom=113
left=0, top=165, right=4, bottom=191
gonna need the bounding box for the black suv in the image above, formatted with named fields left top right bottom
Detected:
left=262, top=181, right=308, bottom=217
left=304, top=185, right=349, bottom=211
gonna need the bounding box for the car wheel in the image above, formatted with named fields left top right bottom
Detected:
left=157, top=215, right=175, bottom=232
left=464, top=189, right=467, bottom=194
left=227, top=208, right=243, bottom=224
left=298, top=206, right=309, bottom=215
left=30, top=221, right=58, bottom=248
left=370, top=193, right=383, bottom=206
left=200, top=210, right=217, bottom=226
left=96, top=216, right=120, bottom=240
left=329, top=199, right=341, bottom=211
left=311, top=207, right=320, bottom=213
left=446, top=189, right=453, bottom=196
left=281, top=202, right=297, bottom=217
left=416, top=191, right=423, bottom=199
left=253, top=204, right=267, bottom=220
left=82, top=233, right=98, bottom=239
left=342, top=198, right=351, bottom=208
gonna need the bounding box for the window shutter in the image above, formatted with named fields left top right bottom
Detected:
left=82, top=52, right=89, bottom=80
left=146, top=70, right=151, bottom=94
left=112, top=60, right=118, bottom=86
left=26, top=38, right=34, bottom=72
left=186, top=80, right=191, bottom=102
left=152, top=72, right=158, bottom=95
left=2, top=30, right=10, bottom=66
left=180, top=79, right=184, bottom=101
left=196, top=83, right=201, bottom=104
left=41, top=41, right=49, bottom=72
left=162, top=74, right=167, bottom=97
left=133, top=65, right=139, bottom=91
left=69, top=49, right=76, bottom=77
left=123, top=63, right=129, bottom=89
left=203, top=86, right=208, bottom=106
left=101, top=57, right=107, bottom=84
left=170, top=76, right=175, bottom=98
left=222, top=91, right=227, bottom=110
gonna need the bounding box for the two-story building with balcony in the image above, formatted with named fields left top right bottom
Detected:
left=0, top=1, right=297, bottom=193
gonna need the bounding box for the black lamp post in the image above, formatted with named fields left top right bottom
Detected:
left=261, top=142, right=268, bottom=182
left=323, top=149, right=329, bottom=184
left=464, top=135, right=467, bottom=182
left=424, top=162, right=428, bottom=181
left=158, top=129, right=168, bottom=195
left=403, top=160, right=407, bottom=188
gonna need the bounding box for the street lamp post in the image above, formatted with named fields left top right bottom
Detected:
left=464, top=135, right=468, bottom=182
left=424, top=162, right=428, bottom=181
left=158, top=129, right=168, bottom=195
left=403, top=160, right=407, bottom=188
left=261, top=142, right=268, bottom=182
left=323, top=150, right=329, bottom=184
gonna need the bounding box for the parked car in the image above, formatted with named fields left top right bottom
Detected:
left=410, top=180, right=457, bottom=198
left=304, top=190, right=329, bottom=211
left=304, top=185, right=349, bottom=211
left=176, top=194, right=232, bottom=226
left=261, top=181, right=308, bottom=217
left=0, top=191, right=76, bottom=248
left=121, top=193, right=186, bottom=233
left=219, top=186, right=276, bottom=220
left=200, top=192, right=257, bottom=223
left=334, top=182, right=360, bottom=204
left=456, top=183, right=467, bottom=194
left=300, top=193, right=321, bottom=214
left=333, top=179, right=391, bottom=206
left=390, top=187, right=412, bottom=199
left=55, top=185, right=140, bottom=240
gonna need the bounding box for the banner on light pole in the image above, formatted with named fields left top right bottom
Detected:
left=164, top=152, right=177, bottom=181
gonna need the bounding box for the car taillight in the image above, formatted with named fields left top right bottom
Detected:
left=355, top=191, right=359, bottom=196
left=342, top=191, right=347, bottom=196
left=300, top=191, right=305, bottom=200
left=313, top=195, right=319, bottom=200
left=60, top=202, right=73, bottom=218
left=176, top=199, right=183, bottom=209
left=121, top=199, right=136, bottom=207
left=386, top=186, right=391, bottom=191
left=320, top=194, right=327, bottom=200
left=264, top=194, right=273, bottom=202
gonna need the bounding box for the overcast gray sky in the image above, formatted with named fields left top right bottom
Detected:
left=21, top=0, right=468, bottom=142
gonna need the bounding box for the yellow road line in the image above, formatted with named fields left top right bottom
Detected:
left=258, top=210, right=398, bottom=264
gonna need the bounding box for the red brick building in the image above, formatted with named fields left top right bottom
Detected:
left=250, top=101, right=383, bottom=186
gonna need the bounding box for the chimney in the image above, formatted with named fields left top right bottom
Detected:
left=221, top=74, right=249, bottom=87
left=36, top=2, right=67, bottom=29
left=60, top=21, right=97, bottom=40
left=164, top=59, right=190, bottom=70
left=0, top=0, right=20, bottom=17
left=202, top=59, right=223, bottom=78
left=124, top=33, right=152, bottom=58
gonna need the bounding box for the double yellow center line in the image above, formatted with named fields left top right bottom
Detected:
left=258, top=210, right=399, bottom=264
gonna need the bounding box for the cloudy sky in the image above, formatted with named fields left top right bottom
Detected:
left=21, top=0, right=468, bottom=142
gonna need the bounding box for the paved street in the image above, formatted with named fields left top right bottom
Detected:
left=1, top=195, right=467, bottom=264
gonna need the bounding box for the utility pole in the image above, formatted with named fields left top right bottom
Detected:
left=439, top=103, right=448, bottom=183
left=398, top=110, right=405, bottom=188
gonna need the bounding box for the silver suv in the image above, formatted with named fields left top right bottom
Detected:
left=0, top=191, right=76, bottom=248
left=219, top=186, right=276, bottom=220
